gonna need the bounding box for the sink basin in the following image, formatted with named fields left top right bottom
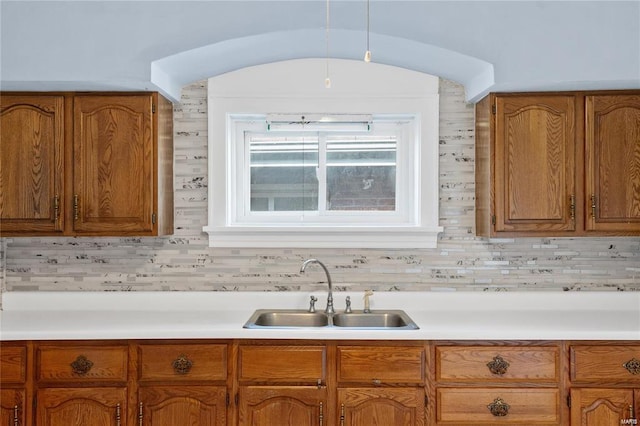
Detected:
left=243, top=309, right=418, bottom=330
left=244, top=309, right=330, bottom=328
left=333, top=311, right=419, bottom=329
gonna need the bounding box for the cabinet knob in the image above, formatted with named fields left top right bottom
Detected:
left=623, top=358, right=640, bottom=375
left=172, top=354, right=193, bottom=375
left=487, top=397, right=510, bottom=417
left=70, top=355, right=94, bottom=376
left=487, top=355, right=510, bottom=376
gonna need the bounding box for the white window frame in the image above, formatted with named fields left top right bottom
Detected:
left=230, top=115, right=416, bottom=226
left=204, top=59, right=443, bottom=248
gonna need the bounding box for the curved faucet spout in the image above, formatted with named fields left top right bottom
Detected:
left=300, top=258, right=334, bottom=314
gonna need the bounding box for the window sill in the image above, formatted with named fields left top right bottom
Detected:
left=203, top=225, right=443, bottom=249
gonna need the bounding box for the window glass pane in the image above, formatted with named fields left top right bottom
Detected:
left=326, top=135, right=397, bottom=211
left=248, top=134, right=319, bottom=211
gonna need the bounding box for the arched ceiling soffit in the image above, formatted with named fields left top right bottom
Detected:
left=151, top=29, right=494, bottom=102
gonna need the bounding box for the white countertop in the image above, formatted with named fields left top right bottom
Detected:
left=1, top=291, right=639, bottom=341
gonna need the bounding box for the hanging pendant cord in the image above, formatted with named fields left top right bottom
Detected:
left=325, top=0, right=331, bottom=88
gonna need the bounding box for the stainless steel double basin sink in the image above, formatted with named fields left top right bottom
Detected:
left=243, top=309, right=419, bottom=330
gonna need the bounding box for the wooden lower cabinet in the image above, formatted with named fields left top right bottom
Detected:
left=238, top=386, right=327, bottom=426
left=36, top=387, right=126, bottom=426
left=139, top=386, right=227, bottom=426
left=570, top=388, right=637, bottom=426
left=4, top=339, right=640, bottom=425
left=338, top=387, right=425, bottom=426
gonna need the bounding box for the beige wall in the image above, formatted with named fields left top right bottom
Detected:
left=1, top=79, right=639, bottom=293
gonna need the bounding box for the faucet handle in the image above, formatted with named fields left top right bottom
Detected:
left=309, top=295, right=318, bottom=313
left=363, top=290, right=373, bottom=313
left=345, top=296, right=352, bottom=313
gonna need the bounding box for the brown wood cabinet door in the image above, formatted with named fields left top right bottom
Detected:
left=570, top=388, right=635, bottom=426
left=73, top=95, right=154, bottom=235
left=238, top=386, right=327, bottom=426
left=1, top=389, right=26, bottom=426
left=338, top=387, right=425, bottom=426
left=0, top=95, right=65, bottom=234
left=139, top=386, right=226, bottom=426
left=494, top=95, right=576, bottom=232
left=37, top=387, right=126, bottom=426
left=585, top=94, right=640, bottom=233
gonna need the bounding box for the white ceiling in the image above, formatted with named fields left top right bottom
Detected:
left=1, top=1, right=639, bottom=102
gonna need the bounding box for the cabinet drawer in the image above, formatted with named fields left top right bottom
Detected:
left=437, top=388, right=560, bottom=424
left=0, top=344, right=27, bottom=384
left=337, top=345, right=425, bottom=384
left=239, top=345, right=326, bottom=383
left=436, top=345, right=559, bottom=383
left=37, top=345, right=128, bottom=382
left=138, top=343, right=227, bottom=382
left=571, top=345, right=640, bottom=383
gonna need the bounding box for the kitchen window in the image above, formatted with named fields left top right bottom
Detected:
left=204, top=59, right=442, bottom=248
left=231, top=115, right=415, bottom=226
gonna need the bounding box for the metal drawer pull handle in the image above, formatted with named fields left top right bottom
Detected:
left=623, top=358, right=640, bottom=375
left=115, top=403, right=121, bottom=426
left=70, top=355, right=94, bottom=376
left=13, top=405, right=19, bottom=426
left=172, top=354, right=193, bottom=375
left=319, top=402, right=324, bottom=426
left=487, top=355, right=510, bottom=375
left=487, top=398, right=510, bottom=417
left=138, top=402, right=144, bottom=426
left=372, top=378, right=381, bottom=385
left=340, top=403, right=345, bottom=426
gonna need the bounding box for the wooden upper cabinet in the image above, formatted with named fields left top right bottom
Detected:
left=476, top=94, right=577, bottom=236
left=476, top=90, right=640, bottom=237
left=73, top=94, right=173, bottom=235
left=585, top=94, right=640, bottom=233
left=0, top=95, right=65, bottom=235
left=0, top=92, right=173, bottom=236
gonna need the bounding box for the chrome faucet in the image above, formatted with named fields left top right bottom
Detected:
left=300, top=259, right=334, bottom=314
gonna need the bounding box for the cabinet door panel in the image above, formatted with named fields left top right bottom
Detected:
left=238, top=345, right=326, bottom=384
left=239, top=386, right=327, bottom=426
left=495, top=95, right=576, bottom=232
left=571, top=345, right=640, bottom=384
left=337, top=345, right=425, bottom=385
left=1, top=389, right=26, bottom=426
left=338, top=388, right=425, bottom=426
left=570, top=388, right=634, bottom=426
left=139, top=386, right=226, bottom=426
left=73, top=95, right=154, bottom=234
left=436, top=345, right=559, bottom=383
left=437, top=388, right=559, bottom=424
left=37, top=387, right=126, bottom=426
left=586, top=94, right=640, bottom=232
left=138, top=344, right=227, bottom=382
left=0, top=95, right=65, bottom=234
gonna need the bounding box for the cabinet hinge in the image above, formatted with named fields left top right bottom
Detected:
left=566, top=394, right=571, bottom=408
left=235, top=393, right=239, bottom=405
left=152, top=103, right=156, bottom=113
left=491, top=104, right=497, bottom=115
left=491, top=215, right=496, bottom=225
left=152, top=212, right=157, bottom=224
left=425, top=395, right=429, bottom=406
left=226, top=393, right=230, bottom=407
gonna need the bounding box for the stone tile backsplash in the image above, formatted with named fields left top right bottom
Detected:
left=1, top=79, right=639, bottom=293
